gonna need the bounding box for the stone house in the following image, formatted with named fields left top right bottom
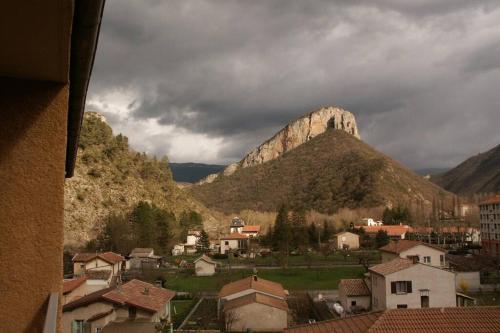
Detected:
left=369, top=257, right=456, bottom=310
left=73, top=252, right=124, bottom=277
left=194, top=255, right=217, bottom=276
left=332, top=231, right=360, bottom=250
left=220, top=233, right=250, bottom=254
left=338, top=279, right=371, bottom=313
left=379, top=240, right=446, bottom=267
left=62, top=279, right=175, bottom=333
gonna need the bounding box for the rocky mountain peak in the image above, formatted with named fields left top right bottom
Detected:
left=198, top=106, right=360, bottom=184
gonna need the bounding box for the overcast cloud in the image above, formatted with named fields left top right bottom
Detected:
left=86, top=0, right=500, bottom=168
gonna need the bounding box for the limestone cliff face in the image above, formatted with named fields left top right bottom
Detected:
left=198, top=106, right=360, bottom=184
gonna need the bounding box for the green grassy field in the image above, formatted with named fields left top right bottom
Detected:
left=162, top=266, right=365, bottom=293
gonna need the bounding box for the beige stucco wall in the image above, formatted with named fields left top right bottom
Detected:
left=376, top=264, right=456, bottom=310
left=220, top=239, right=240, bottom=254
left=63, top=280, right=110, bottom=305
left=228, top=303, right=287, bottom=332
left=371, top=273, right=387, bottom=311
left=399, top=245, right=445, bottom=267
left=74, top=259, right=121, bottom=276
left=338, top=285, right=370, bottom=312
left=62, top=302, right=115, bottom=333
left=195, top=260, right=216, bottom=276
left=0, top=78, right=69, bottom=332
left=334, top=232, right=360, bottom=250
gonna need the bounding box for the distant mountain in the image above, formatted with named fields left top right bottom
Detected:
left=431, top=144, right=500, bottom=194
left=414, top=168, right=450, bottom=176
left=191, top=128, right=452, bottom=214
left=170, top=163, right=226, bottom=183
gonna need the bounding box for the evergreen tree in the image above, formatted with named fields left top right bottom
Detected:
left=197, top=230, right=210, bottom=253
left=308, top=223, right=319, bottom=249
left=375, top=230, right=390, bottom=248
left=290, top=210, right=308, bottom=250
left=272, top=205, right=291, bottom=253
left=322, top=221, right=333, bottom=241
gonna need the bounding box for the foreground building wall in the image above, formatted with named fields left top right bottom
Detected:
left=0, top=79, right=69, bottom=332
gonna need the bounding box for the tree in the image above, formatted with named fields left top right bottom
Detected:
left=322, top=221, right=333, bottom=242
left=272, top=205, right=291, bottom=254
left=308, top=223, right=319, bottom=249
left=290, top=210, right=308, bottom=251
left=375, top=230, right=390, bottom=248
left=197, top=230, right=210, bottom=253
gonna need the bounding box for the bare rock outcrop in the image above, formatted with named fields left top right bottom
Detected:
left=197, top=106, right=360, bottom=184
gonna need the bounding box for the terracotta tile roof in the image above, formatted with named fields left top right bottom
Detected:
left=479, top=194, right=500, bottom=205
left=369, top=258, right=414, bottom=276
left=86, top=269, right=112, bottom=280
left=379, top=240, right=445, bottom=254
left=72, top=251, right=123, bottom=264
left=219, top=276, right=286, bottom=299
left=194, top=254, right=216, bottom=265
left=339, top=279, right=370, bottom=296
left=224, top=292, right=288, bottom=312
left=103, top=279, right=175, bottom=313
left=221, top=233, right=249, bottom=240
left=285, top=308, right=500, bottom=333
left=357, top=225, right=409, bottom=237
left=242, top=225, right=261, bottom=233
left=63, top=276, right=87, bottom=295
left=368, top=307, right=500, bottom=333
left=285, top=312, right=383, bottom=333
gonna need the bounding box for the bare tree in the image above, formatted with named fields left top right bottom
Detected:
left=223, top=310, right=240, bottom=332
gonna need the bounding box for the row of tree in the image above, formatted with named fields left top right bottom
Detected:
left=87, top=201, right=204, bottom=255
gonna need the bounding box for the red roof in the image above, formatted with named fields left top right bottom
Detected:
left=219, top=276, right=286, bottom=299
left=379, top=240, right=445, bottom=254
left=72, top=251, right=123, bottom=265
left=358, top=225, right=409, bottom=237
left=63, top=276, right=87, bottom=295
left=221, top=233, right=249, bottom=240
left=63, top=279, right=175, bottom=314
left=285, top=307, right=500, bottom=333
left=339, top=279, right=370, bottom=296
left=369, top=258, right=415, bottom=276
left=480, top=194, right=500, bottom=205
left=242, top=225, right=261, bottom=233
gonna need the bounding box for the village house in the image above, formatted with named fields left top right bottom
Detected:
left=357, top=225, right=410, bottom=240
left=480, top=194, right=500, bottom=257
left=219, top=276, right=288, bottom=332
left=379, top=240, right=446, bottom=267
left=369, top=257, right=456, bottom=310
left=220, top=233, right=250, bottom=255
left=338, top=279, right=371, bottom=313
left=332, top=231, right=360, bottom=250
left=284, top=307, right=500, bottom=333
left=194, top=254, right=217, bottom=276
left=241, top=225, right=261, bottom=238
left=62, top=279, right=175, bottom=333
left=129, top=248, right=162, bottom=270
left=73, top=252, right=124, bottom=277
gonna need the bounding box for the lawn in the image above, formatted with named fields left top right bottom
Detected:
left=171, top=299, right=198, bottom=328
left=162, top=266, right=365, bottom=293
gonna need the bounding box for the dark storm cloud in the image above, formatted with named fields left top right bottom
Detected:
left=87, top=0, right=500, bottom=168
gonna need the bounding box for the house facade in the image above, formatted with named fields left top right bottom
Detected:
left=129, top=248, right=161, bottom=270
left=220, top=233, right=250, bottom=254
left=242, top=225, right=261, bottom=238
left=370, top=258, right=456, bottom=311
left=62, top=279, right=174, bottom=333
left=73, top=252, right=124, bottom=277
left=332, top=231, right=360, bottom=250
left=379, top=240, right=446, bottom=267
left=480, top=194, right=500, bottom=257
left=338, top=279, right=370, bottom=313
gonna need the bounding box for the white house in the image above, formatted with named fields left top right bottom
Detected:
left=338, top=279, right=371, bottom=313
left=241, top=225, right=261, bottom=238
left=369, top=257, right=456, bottom=310
left=194, top=255, right=217, bottom=276
left=186, top=230, right=201, bottom=246
left=332, top=231, right=360, bottom=250
left=379, top=240, right=446, bottom=267
left=362, top=218, right=383, bottom=226
left=220, top=233, right=249, bottom=255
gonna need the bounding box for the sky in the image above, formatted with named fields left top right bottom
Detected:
left=86, top=0, right=500, bottom=169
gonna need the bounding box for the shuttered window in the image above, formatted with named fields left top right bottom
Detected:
left=391, top=281, right=412, bottom=294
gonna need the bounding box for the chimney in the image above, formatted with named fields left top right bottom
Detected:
left=143, top=287, right=149, bottom=295
left=253, top=275, right=258, bottom=282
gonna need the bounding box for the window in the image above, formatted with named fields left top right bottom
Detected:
left=129, top=306, right=137, bottom=319
left=225, top=241, right=229, bottom=245
left=440, top=254, right=444, bottom=265
left=397, top=304, right=408, bottom=309
left=96, top=328, right=103, bottom=333
left=351, top=300, right=357, bottom=306
left=423, top=256, right=431, bottom=264
left=72, top=320, right=85, bottom=333
left=391, top=281, right=412, bottom=294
